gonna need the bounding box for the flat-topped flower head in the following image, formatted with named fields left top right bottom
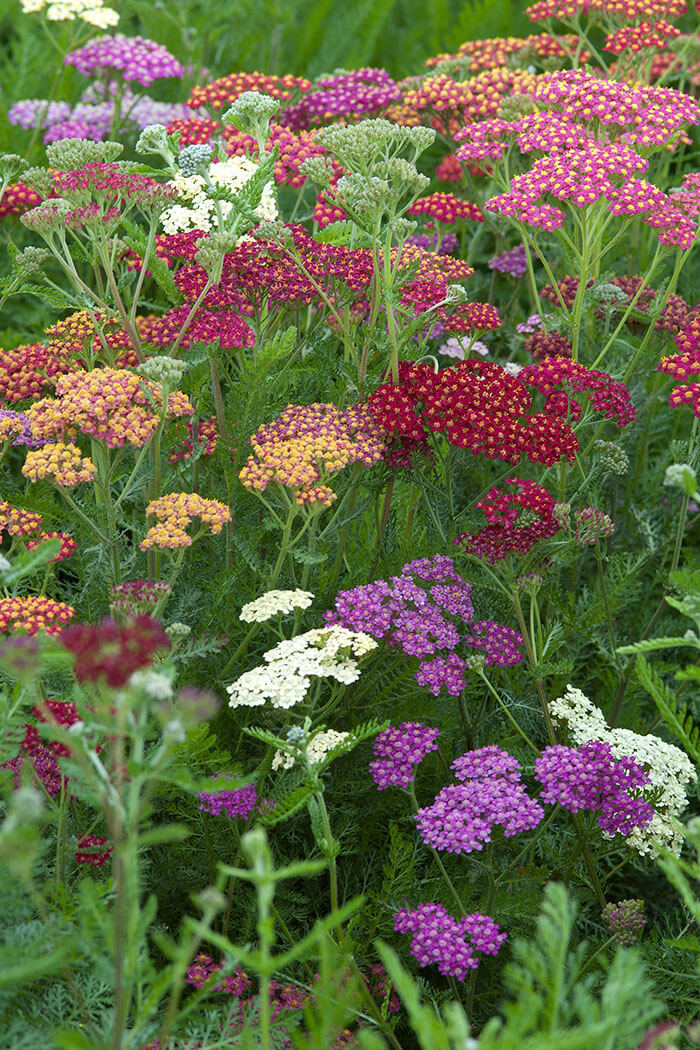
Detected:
left=0, top=501, right=43, bottom=537
left=408, top=192, right=483, bottom=224
left=109, top=579, right=172, bottom=617
left=188, top=72, right=312, bottom=112
left=279, top=68, right=401, bottom=130
left=22, top=442, right=96, bottom=486
left=370, top=722, right=440, bottom=789
left=65, top=35, right=183, bottom=87
left=240, top=589, right=314, bottom=623
left=21, top=0, right=119, bottom=27
left=27, top=368, right=193, bottom=449
left=60, top=615, right=170, bottom=686
left=0, top=595, right=75, bottom=635
left=140, top=493, right=231, bottom=550
left=394, top=903, right=506, bottom=980
left=240, top=402, right=386, bottom=507
left=26, top=531, right=77, bottom=562
left=199, top=778, right=258, bottom=818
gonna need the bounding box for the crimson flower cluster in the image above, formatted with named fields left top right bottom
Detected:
left=75, top=834, right=112, bottom=867
left=60, top=615, right=171, bottom=688
left=455, top=477, right=563, bottom=563
left=325, top=554, right=523, bottom=697
left=519, top=356, right=636, bottom=426
left=415, top=745, right=544, bottom=854
left=368, top=360, right=579, bottom=467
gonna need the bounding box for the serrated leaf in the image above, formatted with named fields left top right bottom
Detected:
left=315, top=220, right=372, bottom=248
left=259, top=781, right=317, bottom=826
left=17, top=281, right=78, bottom=309
left=292, top=548, right=328, bottom=565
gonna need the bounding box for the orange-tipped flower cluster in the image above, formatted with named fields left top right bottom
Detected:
left=408, top=192, right=483, bottom=224
left=22, top=442, right=97, bottom=486
left=604, top=19, right=680, bottom=53
left=425, top=33, right=585, bottom=72
left=0, top=596, right=75, bottom=635
left=28, top=368, right=193, bottom=449
left=188, top=71, right=312, bottom=111
left=240, top=403, right=387, bottom=507
left=140, top=492, right=232, bottom=550
left=0, top=182, right=43, bottom=219
left=388, top=68, right=539, bottom=132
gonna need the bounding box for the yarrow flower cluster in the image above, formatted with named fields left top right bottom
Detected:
left=160, top=154, right=278, bottom=235
left=394, top=903, right=506, bottom=980
left=198, top=778, right=259, bottom=818
left=22, top=442, right=97, bottom=486
left=534, top=740, right=654, bottom=836
left=369, top=722, right=440, bottom=789
left=271, top=728, right=351, bottom=770
left=456, top=477, right=564, bottom=562
left=27, top=368, right=194, bottom=449
left=326, top=555, right=523, bottom=696
left=20, top=0, right=119, bottom=28
left=602, top=899, right=647, bottom=945
left=407, top=192, right=483, bottom=224
left=75, top=834, right=112, bottom=867
left=140, top=493, right=232, bottom=550
left=239, top=589, right=314, bottom=623
left=109, top=580, right=172, bottom=618
left=415, top=746, right=544, bottom=854
left=65, top=35, right=183, bottom=87
left=279, top=68, right=402, bottom=130
left=0, top=596, right=75, bottom=635
left=519, top=357, right=636, bottom=427
left=369, top=360, right=579, bottom=467
left=187, top=71, right=312, bottom=112
left=227, top=625, right=376, bottom=709
left=549, top=685, right=697, bottom=855
left=240, top=402, right=386, bottom=507
left=59, top=615, right=170, bottom=687
left=488, top=244, right=528, bottom=277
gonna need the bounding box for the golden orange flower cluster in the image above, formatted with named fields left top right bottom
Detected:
left=140, top=492, right=232, bottom=550
left=0, top=595, right=75, bottom=635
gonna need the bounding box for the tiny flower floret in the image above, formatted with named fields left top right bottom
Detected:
left=240, top=589, right=314, bottom=623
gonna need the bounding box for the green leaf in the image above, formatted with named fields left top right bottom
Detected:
left=138, top=823, right=192, bottom=847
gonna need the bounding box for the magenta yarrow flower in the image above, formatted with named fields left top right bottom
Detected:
left=65, top=35, right=184, bottom=87
left=394, top=902, right=506, bottom=979
left=534, top=741, right=654, bottom=836
left=415, top=746, right=544, bottom=854
left=370, top=722, right=440, bottom=789
left=198, top=777, right=258, bottom=819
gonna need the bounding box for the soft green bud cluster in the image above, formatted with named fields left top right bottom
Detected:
left=178, top=143, right=213, bottom=177
left=0, top=153, right=28, bottom=181
left=165, top=621, right=191, bottom=641
left=434, top=58, right=471, bottom=80
left=253, top=221, right=294, bottom=247
left=663, top=462, right=698, bottom=496
left=444, top=283, right=468, bottom=305
left=592, top=282, right=628, bottom=305
left=194, top=229, right=243, bottom=271
left=465, top=653, right=486, bottom=672
left=315, top=118, right=435, bottom=173
left=386, top=216, right=417, bottom=241
left=136, top=123, right=169, bottom=155
left=373, top=157, right=430, bottom=197
left=13, top=246, right=50, bottom=274
left=336, top=173, right=389, bottom=213
left=223, top=91, right=280, bottom=127
left=23, top=166, right=57, bottom=197
left=592, top=439, right=630, bottom=475
left=46, top=138, right=123, bottom=169
left=136, top=356, right=189, bottom=389
left=552, top=502, right=571, bottom=529
left=298, top=155, right=335, bottom=188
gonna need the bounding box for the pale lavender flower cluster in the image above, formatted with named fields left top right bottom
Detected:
left=8, top=99, right=71, bottom=129
left=534, top=741, right=654, bottom=836
left=488, top=244, right=527, bottom=278
left=0, top=409, right=46, bottom=448
left=394, top=902, right=506, bottom=979
left=198, top=777, right=258, bottom=819
left=516, top=312, right=553, bottom=334
left=415, top=746, right=544, bottom=854
left=325, top=555, right=523, bottom=697
left=370, top=722, right=440, bottom=790
left=280, top=68, right=402, bottom=130
left=65, top=34, right=184, bottom=87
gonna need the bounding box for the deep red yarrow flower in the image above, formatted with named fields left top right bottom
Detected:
left=60, top=615, right=170, bottom=687
left=368, top=360, right=579, bottom=467
left=75, top=834, right=112, bottom=867
left=51, top=163, right=175, bottom=205
left=455, top=477, right=563, bottom=562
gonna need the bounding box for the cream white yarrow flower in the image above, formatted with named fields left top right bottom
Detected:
left=160, top=155, right=278, bottom=235
left=227, top=625, right=377, bottom=709
left=550, top=684, right=697, bottom=856
left=240, top=589, right=314, bottom=623
left=272, top=729, right=350, bottom=771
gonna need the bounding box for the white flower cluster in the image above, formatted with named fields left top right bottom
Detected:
left=240, top=589, right=314, bottom=623
left=272, top=729, right=350, bottom=770
left=550, top=685, right=697, bottom=856
left=21, top=0, right=119, bottom=27
left=227, top=625, right=377, bottom=709
left=160, top=155, right=278, bottom=235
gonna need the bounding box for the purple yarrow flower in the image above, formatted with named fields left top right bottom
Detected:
left=8, top=99, right=71, bottom=130
left=394, top=902, right=506, bottom=979
left=414, top=652, right=467, bottom=696
left=65, top=35, right=184, bottom=88
left=464, top=620, right=523, bottom=666
left=0, top=410, right=47, bottom=448
left=534, top=741, right=654, bottom=836
left=406, top=231, right=459, bottom=255
left=280, top=68, right=401, bottom=130
left=415, top=745, right=544, bottom=853
left=198, top=777, right=258, bottom=819
left=44, top=120, right=105, bottom=143
left=488, top=244, right=528, bottom=278
left=370, top=722, right=440, bottom=789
